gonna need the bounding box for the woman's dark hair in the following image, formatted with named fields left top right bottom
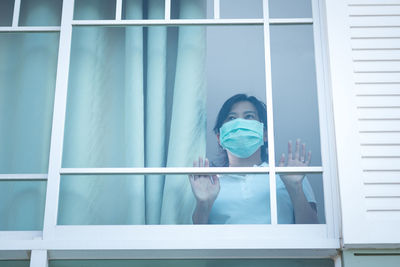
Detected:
left=213, top=94, right=268, bottom=166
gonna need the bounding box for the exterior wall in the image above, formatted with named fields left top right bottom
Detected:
left=343, top=250, right=400, bottom=267
left=326, top=0, right=400, bottom=248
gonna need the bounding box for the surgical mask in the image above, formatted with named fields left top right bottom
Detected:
left=219, top=118, right=264, bottom=158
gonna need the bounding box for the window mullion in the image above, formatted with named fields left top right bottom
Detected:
left=214, top=0, right=220, bottom=19
left=165, top=0, right=171, bottom=20
left=0, top=174, right=47, bottom=181
left=42, top=0, right=74, bottom=240
left=262, top=0, right=278, bottom=225
left=312, top=0, right=341, bottom=239
left=116, top=0, right=122, bottom=20
left=30, top=250, right=48, bottom=267
left=12, top=0, right=21, bottom=27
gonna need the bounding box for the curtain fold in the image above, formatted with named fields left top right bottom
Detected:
left=161, top=0, right=207, bottom=224
left=61, top=0, right=207, bottom=225
left=124, top=0, right=146, bottom=224
left=145, top=0, right=167, bottom=225
left=0, top=0, right=207, bottom=227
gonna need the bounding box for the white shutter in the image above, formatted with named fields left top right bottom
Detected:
left=349, top=0, right=400, bottom=239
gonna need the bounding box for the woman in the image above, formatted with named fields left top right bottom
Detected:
left=189, top=94, right=318, bottom=224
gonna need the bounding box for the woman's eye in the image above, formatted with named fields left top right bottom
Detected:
left=245, top=114, right=255, bottom=119
left=227, top=116, right=236, bottom=121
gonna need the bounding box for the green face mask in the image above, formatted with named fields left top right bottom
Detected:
left=219, top=118, right=264, bottom=158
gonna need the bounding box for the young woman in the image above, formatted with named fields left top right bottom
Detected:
left=189, top=94, right=318, bottom=224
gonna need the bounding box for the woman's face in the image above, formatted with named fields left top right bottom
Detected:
left=224, top=101, right=260, bottom=124
left=219, top=100, right=267, bottom=145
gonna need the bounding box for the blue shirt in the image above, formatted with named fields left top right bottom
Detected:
left=208, top=162, right=316, bottom=224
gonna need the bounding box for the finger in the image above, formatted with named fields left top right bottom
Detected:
left=212, top=175, right=220, bottom=186
left=287, top=140, right=293, bottom=160
left=301, top=143, right=306, bottom=162
left=198, top=156, right=203, bottom=167
left=295, top=138, right=300, bottom=160
left=278, top=153, right=285, bottom=167
left=305, top=151, right=312, bottom=165
left=193, top=159, right=199, bottom=180
left=205, top=158, right=210, bottom=168
left=188, top=174, right=194, bottom=183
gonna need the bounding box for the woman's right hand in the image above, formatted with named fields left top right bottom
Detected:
left=189, top=157, right=220, bottom=204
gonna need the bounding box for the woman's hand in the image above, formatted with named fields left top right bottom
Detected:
left=189, top=157, right=220, bottom=204
left=278, top=139, right=311, bottom=185
left=278, top=139, right=318, bottom=223
left=189, top=157, right=220, bottom=224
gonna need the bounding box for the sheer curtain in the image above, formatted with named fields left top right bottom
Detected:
left=60, top=0, right=207, bottom=225
left=0, top=3, right=59, bottom=230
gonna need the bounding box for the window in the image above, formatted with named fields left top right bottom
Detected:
left=0, top=0, right=340, bottom=265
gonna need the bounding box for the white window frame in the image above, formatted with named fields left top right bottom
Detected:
left=0, top=0, right=341, bottom=265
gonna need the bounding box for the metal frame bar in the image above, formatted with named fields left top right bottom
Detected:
left=0, top=231, right=42, bottom=240
left=42, top=0, right=74, bottom=241
left=71, top=18, right=264, bottom=26
left=165, top=0, right=171, bottom=20
left=269, top=18, right=314, bottom=24
left=311, top=0, right=341, bottom=240
left=0, top=27, right=60, bottom=32
left=0, top=174, right=47, bottom=181
left=59, top=167, right=323, bottom=175
left=262, top=0, right=278, bottom=225
left=30, top=250, right=48, bottom=267
left=12, top=0, right=21, bottom=27
left=214, top=0, right=220, bottom=19
left=70, top=18, right=313, bottom=26
left=115, top=0, right=123, bottom=21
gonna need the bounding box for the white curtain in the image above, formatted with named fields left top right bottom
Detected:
left=60, top=0, right=207, bottom=225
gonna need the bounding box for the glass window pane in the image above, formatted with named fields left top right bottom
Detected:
left=0, top=181, right=46, bottom=230
left=275, top=173, right=325, bottom=224
left=0, top=261, right=30, bottom=267
left=269, top=0, right=312, bottom=18
left=19, top=0, right=63, bottom=26
left=63, top=25, right=266, bottom=169
left=171, top=0, right=207, bottom=19
left=122, top=0, right=165, bottom=19
left=0, top=32, right=59, bottom=173
left=270, top=25, right=322, bottom=167
left=74, top=0, right=116, bottom=20
left=220, top=0, right=263, bottom=19
left=0, top=0, right=14, bottom=26
left=205, top=26, right=266, bottom=166
left=49, top=259, right=334, bottom=267
left=59, top=172, right=271, bottom=225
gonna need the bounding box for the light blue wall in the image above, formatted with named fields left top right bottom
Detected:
left=343, top=250, right=400, bottom=267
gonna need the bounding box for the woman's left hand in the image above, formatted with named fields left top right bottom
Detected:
left=278, top=139, right=311, bottom=186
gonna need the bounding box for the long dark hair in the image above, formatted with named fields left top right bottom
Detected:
left=213, top=94, right=268, bottom=166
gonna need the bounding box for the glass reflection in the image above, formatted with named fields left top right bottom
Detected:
left=122, top=0, right=165, bottom=20
left=171, top=0, right=208, bottom=19
left=0, top=0, right=14, bottom=26
left=19, top=0, right=63, bottom=26
left=269, top=0, right=312, bottom=18
left=63, top=25, right=265, bottom=169
left=270, top=24, right=322, bottom=166
left=220, top=0, right=263, bottom=19
left=276, top=173, right=325, bottom=224
left=74, top=0, right=116, bottom=20
left=0, top=261, right=30, bottom=267
left=0, top=32, right=59, bottom=173
left=0, top=181, right=46, bottom=230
